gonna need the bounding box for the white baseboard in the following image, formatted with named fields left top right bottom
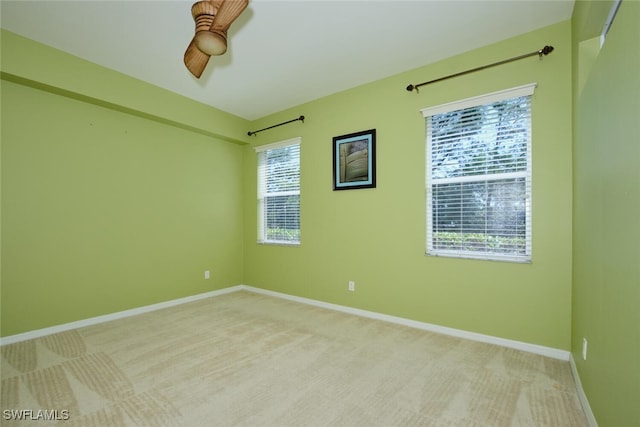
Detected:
left=570, top=354, right=599, bottom=427
left=1, top=283, right=570, bottom=362
left=0, top=285, right=243, bottom=346
left=239, top=285, right=571, bottom=361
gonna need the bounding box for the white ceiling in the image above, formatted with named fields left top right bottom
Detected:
left=1, top=0, right=574, bottom=121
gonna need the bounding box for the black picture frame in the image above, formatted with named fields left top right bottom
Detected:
left=332, top=129, right=376, bottom=190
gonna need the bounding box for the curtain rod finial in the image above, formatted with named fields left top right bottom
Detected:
left=539, top=45, right=554, bottom=57
left=406, top=84, right=415, bottom=92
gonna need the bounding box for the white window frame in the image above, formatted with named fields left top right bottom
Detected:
left=255, top=137, right=301, bottom=246
left=421, top=83, right=536, bottom=263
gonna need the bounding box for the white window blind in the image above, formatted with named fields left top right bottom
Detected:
left=423, top=84, right=534, bottom=262
left=256, top=138, right=301, bottom=245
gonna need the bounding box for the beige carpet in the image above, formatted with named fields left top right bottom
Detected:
left=1, top=290, right=587, bottom=426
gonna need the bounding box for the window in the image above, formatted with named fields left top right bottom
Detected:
left=422, top=84, right=535, bottom=262
left=256, top=138, right=301, bottom=245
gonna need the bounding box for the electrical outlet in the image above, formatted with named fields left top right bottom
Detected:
left=582, top=338, right=588, bottom=360
left=348, top=281, right=355, bottom=292
left=204, top=270, right=210, bottom=280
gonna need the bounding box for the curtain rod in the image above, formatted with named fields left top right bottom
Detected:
left=248, top=115, right=305, bottom=136
left=406, top=45, right=554, bottom=93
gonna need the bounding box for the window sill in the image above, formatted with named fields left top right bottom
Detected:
left=426, top=251, right=531, bottom=264
left=257, top=241, right=301, bottom=247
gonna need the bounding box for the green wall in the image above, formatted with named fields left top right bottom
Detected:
left=243, top=21, right=573, bottom=350
left=1, top=31, right=248, bottom=336
left=4, top=4, right=639, bottom=422
left=2, top=20, right=576, bottom=353
left=572, top=1, right=640, bottom=425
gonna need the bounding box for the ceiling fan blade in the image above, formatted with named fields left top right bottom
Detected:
left=184, top=38, right=211, bottom=78
left=210, top=0, right=249, bottom=32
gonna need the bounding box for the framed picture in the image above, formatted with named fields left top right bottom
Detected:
left=332, top=129, right=376, bottom=190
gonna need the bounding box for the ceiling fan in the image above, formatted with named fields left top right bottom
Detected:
left=184, top=0, right=249, bottom=78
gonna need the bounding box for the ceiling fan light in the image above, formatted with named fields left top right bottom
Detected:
left=195, top=30, right=227, bottom=56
